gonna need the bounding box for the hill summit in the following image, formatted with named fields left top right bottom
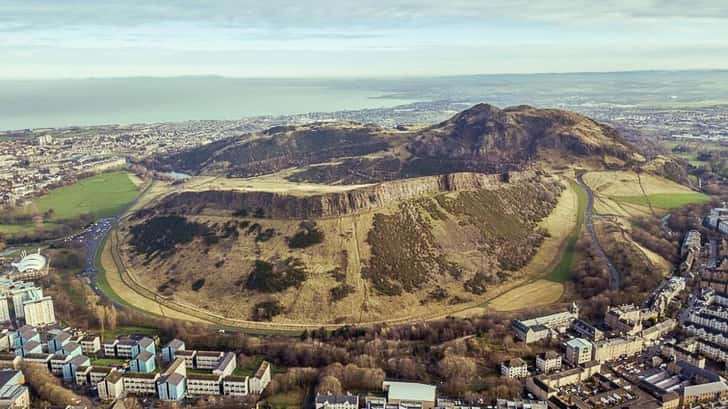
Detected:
left=152, top=103, right=640, bottom=183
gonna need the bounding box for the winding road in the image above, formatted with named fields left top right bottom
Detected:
left=577, top=174, right=621, bottom=290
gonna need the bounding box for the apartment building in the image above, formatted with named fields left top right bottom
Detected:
left=565, top=338, right=593, bottom=365
left=222, top=376, right=249, bottom=396
left=501, top=358, right=528, bottom=379
left=122, top=372, right=159, bottom=395
left=187, top=373, right=222, bottom=396
left=536, top=351, right=562, bottom=374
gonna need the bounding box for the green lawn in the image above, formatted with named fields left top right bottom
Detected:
left=0, top=171, right=140, bottom=234
left=90, top=357, right=128, bottom=367
left=545, top=179, right=588, bottom=282
left=34, top=171, right=139, bottom=220
left=264, top=389, right=306, bottom=409
left=91, top=325, right=159, bottom=341
left=611, top=192, right=710, bottom=209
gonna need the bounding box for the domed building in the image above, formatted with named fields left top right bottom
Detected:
left=8, top=250, right=49, bottom=280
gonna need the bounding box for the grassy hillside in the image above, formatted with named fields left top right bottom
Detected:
left=118, top=176, right=566, bottom=324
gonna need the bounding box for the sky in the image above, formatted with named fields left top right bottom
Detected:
left=2, top=0, right=728, bottom=79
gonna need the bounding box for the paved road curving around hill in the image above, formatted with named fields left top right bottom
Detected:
left=577, top=175, right=621, bottom=290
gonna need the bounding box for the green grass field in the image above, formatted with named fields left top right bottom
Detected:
left=264, top=388, right=306, bottom=409
left=91, top=325, right=159, bottom=341
left=611, top=192, right=710, bottom=209
left=545, top=179, right=588, bottom=282
left=90, top=357, right=128, bottom=367
left=0, top=171, right=140, bottom=234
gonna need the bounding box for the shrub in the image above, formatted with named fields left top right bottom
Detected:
left=191, top=279, right=205, bottom=291
left=245, top=259, right=307, bottom=292
left=330, top=284, right=355, bottom=302
left=253, top=300, right=283, bottom=321
left=287, top=221, right=325, bottom=248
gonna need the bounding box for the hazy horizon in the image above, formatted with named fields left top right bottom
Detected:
left=3, top=1, right=728, bottom=79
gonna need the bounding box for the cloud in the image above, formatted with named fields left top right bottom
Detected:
left=1, top=0, right=727, bottom=78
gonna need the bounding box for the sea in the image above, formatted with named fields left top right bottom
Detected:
left=3, top=71, right=728, bottom=131
left=0, top=76, right=414, bottom=131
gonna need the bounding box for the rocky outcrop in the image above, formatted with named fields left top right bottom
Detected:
left=153, top=171, right=537, bottom=219
left=150, top=103, right=642, bottom=183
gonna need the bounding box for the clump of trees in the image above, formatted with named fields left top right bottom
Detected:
left=287, top=221, right=325, bottom=248
left=21, top=363, right=93, bottom=407
left=129, top=215, right=212, bottom=258
left=253, top=299, right=284, bottom=321
left=245, top=258, right=307, bottom=292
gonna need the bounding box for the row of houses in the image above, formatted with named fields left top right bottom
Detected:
left=90, top=355, right=271, bottom=402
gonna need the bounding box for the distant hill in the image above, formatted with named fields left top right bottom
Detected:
left=151, top=104, right=641, bottom=183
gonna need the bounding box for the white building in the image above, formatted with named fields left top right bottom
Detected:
left=187, top=374, right=222, bottom=396
left=565, top=338, right=593, bottom=365
left=536, top=351, right=562, bottom=374
left=222, top=376, right=249, bottom=396
left=0, top=299, right=9, bottom=322
left=501, top=358, right=528, bottom=379
left=22, top=297, right=55, bottom=326
left=122, top=372, right=159, bottom=395
left=249, top=360, right=271, bottom=394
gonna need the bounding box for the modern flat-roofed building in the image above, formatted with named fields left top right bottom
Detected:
left=50, top=353, right=72, bottom=375
left=212, top=352, right=236, bottom=377
left=62, top=355, right=90, bottom=383
left=104, top=335, right=155, bottom=359
left=194, top=351, right=223, bottom=369
left=382, top=381, right=436, bottom=409
left=48, top=331, right=71, bottom=354
left=98, top=369, right=124, bottom=401
left=157, top=372, right=186, bottom=401
left=175, top=350, right=196, bottom=368
left=74, top=366, right=93, bottom=385
left=122, top=372, right=159, bottom=395
left=249, top=360, right=271, bottom=394
left=80, top=335, right=101, bottom=355
left=130, top=350, right=156, bottom=373
left=16, top=340, right=42, bottom=357
left=88, top=366, right=113, bottom=385
left=565, top=338, right=593, bottom=365
left=222, top=375, right=249, bottom=396
left=14, top=326, right=39, bottom=349
left=0, top=299, right=9, bottom=323
left=22, top=296, right=55, bottom=326
left=0, top=369, right=29, bottom=408
left=187, top=373, right=222, bottom=396
left=162, top=339, right=185, bottom=362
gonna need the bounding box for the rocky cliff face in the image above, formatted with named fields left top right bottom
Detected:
left=153, top=171, right=537, bottom=219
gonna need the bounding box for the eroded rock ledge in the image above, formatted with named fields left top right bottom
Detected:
left=151, top=171, right=539, bottom=219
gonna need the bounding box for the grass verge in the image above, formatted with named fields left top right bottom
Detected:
left=544, top=179, right=587, bottom=282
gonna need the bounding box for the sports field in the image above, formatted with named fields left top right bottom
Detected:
left=0, top=171, right=140, bottom=233
left=610, top=192, right=710, bottom=209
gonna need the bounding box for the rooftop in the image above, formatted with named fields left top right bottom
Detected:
left=383, top=381, right=436, bottom=403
